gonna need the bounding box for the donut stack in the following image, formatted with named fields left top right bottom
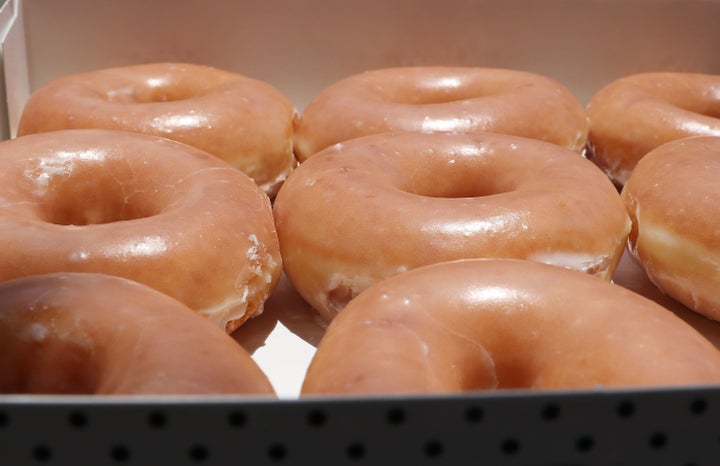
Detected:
left=2, top=63, right=720, bottom=397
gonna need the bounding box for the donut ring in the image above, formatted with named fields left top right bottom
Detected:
left=0, top=273, right=275, bottom=395
left=586, top=72, right=720, bottom=187
left=294, top=66, right=589, bottom=161
left=302, top=259, right=720, bottom=395
left=274, top=131, right=630, bottom=323
left=622, top=136, right=720, bottom=321
left=0, top=129, right=281, bottom=333
left=17, top=62, right=297, bottom=196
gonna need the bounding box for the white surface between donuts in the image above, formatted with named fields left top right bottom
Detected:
left=233, top=273, right=322, bottom=399
left=236, top=250, right=720, bottom=399
left=250, top=322, right=317, bottom=399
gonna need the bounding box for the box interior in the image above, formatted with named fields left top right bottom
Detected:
left=2, top=0, right=720, bottom=399
left=9, top=0, right=720, bottom=124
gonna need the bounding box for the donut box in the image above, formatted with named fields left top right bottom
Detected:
left=1, top=0, right=720, bottom=464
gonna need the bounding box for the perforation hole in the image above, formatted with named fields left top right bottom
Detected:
left=500, top=438, right=520, bottom=455
left=189, top=444, right=209, bottom=462
left=32, top=445, right=52, bottom=463
left=690, top=398, right=708, bottom=415
left=306, top=409, right=327, bottom=428
left=541, top=403, right=561, bottom=421
left=268, top=444, right=288, bottom=462
left=424, top=439, right=444, bottom=458
left=649, top=432, right=668, bottom=449
left=465, top=406, right=484, bottom=423
left=386, top=407, right=406, bottom=425
left=147, top=410, right=168, bottom=429
left=576, top=435, right=595, bottom=453
left=0, top=411, right=8, bottom=428
left=110, top=445, right=130, bottom=463
left=346, top=442, right=366, bottom=460
left=68, top=410, right=88, bottom=429
left=616, top=400, right=635, bottom=419
left=227, top=410, right=246, bottom=428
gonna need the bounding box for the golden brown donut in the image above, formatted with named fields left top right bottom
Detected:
left=0, top=272, right=275, bottom=395
left=302, top=259, right=720, bottom=395
left=17, top=62, right=296, bottom=196
left=613, top=248, right=720, bottom=350
left=294, top=66, right=589, bottom=161
left=622, top=136, right=720, bottom=321
left=274, top=131, right=630, bottom=323
left=0, top=129, right=281, bottom=333
left=586, top=72, right=720, bottom=187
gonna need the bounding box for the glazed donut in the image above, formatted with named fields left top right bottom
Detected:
left=586, top=72, right=720, bottom=187
left=17, top=62, right=296, bottom=196
left=622, top=136, right=720, bottom=321
left=613, top=247, right=720, bottom=350
left=0, top=272, right=275, bottom=395
left=302, top=259, right=720, bottom=395
left=0, top=129, right=281, bottom=333
left=274, top=131, right=630, bottom=323
left=293, top=66, right=588, bottom=161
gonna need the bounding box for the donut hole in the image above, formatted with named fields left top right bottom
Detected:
left=102, top=76, right=221, bottom=104
left=397, top=154, right=517, bottom=199
left=667, top=100, right=720, bottom=120
left=128, top=83, right=205, bottom=104
left=400, top=87, right=482, bottom=105
left=43, top=187, right=163, bottom=226
left=411, top=179, right=514, bottom=199
left=1, top=314, right=97, bottom=393
left=380, top=78, right=488, bottom=105
left=44, top=193, right=158, bottom=226
left=699, top=105, right=720, bottom=119
left=28, top=158, right=169, bottom=226
left=8, top=341, right=96, bottom=393
left=652, top=86, right=720, bottom=119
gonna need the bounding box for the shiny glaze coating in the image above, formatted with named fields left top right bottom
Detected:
left=294, top=66, right=589, bottom=161
left=0, top=129, right=281, bottom=332
left=274, top=131, right=630, bottom=323
left=0, top=273, right=275, bottom=395
left=587, top=72, right=720, bottom=187
left=302, top=259, right=720, bottom=395
left=622, top=136, right=720, bottom=321
left=17, top=62, right=296, bottom=196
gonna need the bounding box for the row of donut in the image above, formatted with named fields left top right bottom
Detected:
left=282, top=66, right=720, bottom=324
left=17, top=63, right=720, bottom=317
left=1, top=63, right=719, bottom=396
left=18, top=64, right=720, bottom=191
